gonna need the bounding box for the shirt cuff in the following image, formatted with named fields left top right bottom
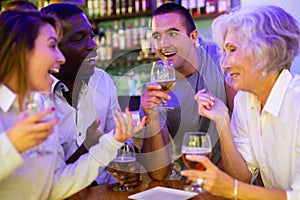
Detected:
left=89, top=129, right=123, bottom=166
left=0, top=132, right=23, bottom=176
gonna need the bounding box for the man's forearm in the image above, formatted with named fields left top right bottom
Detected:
left=141, top=124, right=172, bottom=180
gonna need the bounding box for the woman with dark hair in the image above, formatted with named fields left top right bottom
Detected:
left=0, top=9, right=145, bottom=199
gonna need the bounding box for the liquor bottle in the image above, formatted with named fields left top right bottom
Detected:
left=128, top=0, right=135, bottom=13
left=141, top=0, right=146, bottom=12
left=126, top=23, right=133, bottom=49
left=206, top=0, right=216, bottom=14
left=112, top=21, right=119, bottom=49
left=99, top=36, right=107, bottom=61
left=218, top=0, right=229, bottom=13
left=121, top=0, right=128, bottom=14
left=135, top=0, right=142, bottom=13
left=87, top=0, right=94, bottom=18
left=197, top=0, right=206, bottom=15
left=99, top=0, right=107, bottom=16
left=119, top=20, right=126, bottom=50
left=106, top=25, right=113, bottom=60
left=106, top=0, right=116, bottom=16
left=93, top=0, right=100, bottom=18
left=132, top=18, right=140, bottom=47
left=116, top=0, right=121, bottom=15
left=189, top=0, right=198, bottom=17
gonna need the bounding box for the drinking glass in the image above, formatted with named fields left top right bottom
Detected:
left=181, top=132, right=212, bottom=193
left=23, top=91, right=56, bottom=156
left=150, top=60, right=176, bottom=111
left=110, top=143, right=136, bottom=192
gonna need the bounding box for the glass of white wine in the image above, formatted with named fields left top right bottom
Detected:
left=23, top=91, right=56, bottom=156
left=150, top=60, right=176, bottom=111
left=110, top=143, right=136, bottom=192
left=181, top=132, right=212, bottom=193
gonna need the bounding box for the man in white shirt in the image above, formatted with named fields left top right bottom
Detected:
left=41, top=3, right=139, bottom=186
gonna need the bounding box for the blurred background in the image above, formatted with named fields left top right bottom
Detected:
left=1, top=0, right=299, bottom=109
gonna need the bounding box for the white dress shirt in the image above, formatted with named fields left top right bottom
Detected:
left=52, top=68, right=120, bottom=146
left=231, top=69, right=300, bottom=199
left=52, top=68, right=121, bottom=184
left=0, top=84, right=123, bottom=199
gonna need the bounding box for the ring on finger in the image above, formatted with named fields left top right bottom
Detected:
left=197, top=177, right=204, bottom=186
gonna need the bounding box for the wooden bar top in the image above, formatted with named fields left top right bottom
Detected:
left=66, top=180, right=229, bottom=200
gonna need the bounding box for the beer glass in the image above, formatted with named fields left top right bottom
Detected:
left=181, top=132, right=212, bottom=193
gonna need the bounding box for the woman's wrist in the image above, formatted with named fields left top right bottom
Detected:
left=233, top=179, right=238, bottom=200
left=216, top=112, right=231, bottom=134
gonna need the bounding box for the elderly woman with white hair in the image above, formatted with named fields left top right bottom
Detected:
left=180, top=4, right=300, bottom=200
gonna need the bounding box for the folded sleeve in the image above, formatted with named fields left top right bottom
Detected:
left=231, top=93, right=258, bottom=178
left=0, top=132, right=23, bottom=181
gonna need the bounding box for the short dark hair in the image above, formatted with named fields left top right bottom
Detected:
left=151, top=3, right=196, bottom=35
left=40, top=3, right=83, bottom=20
left=5, top=0, right=37, bottom=11
left=41, top=3, right=84, bottom=39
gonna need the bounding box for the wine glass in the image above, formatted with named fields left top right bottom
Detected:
left=181, top=132, right=212, bottom=193
left=150, top=60, right=176, bottom=111
left=110, top=143, right=136, bottom=192
left=23, top=91, right=56, bottom=156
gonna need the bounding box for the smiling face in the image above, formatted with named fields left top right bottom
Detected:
left=151, top=13, right=197, bottom=72
left=57, top=13, right=97, bottom=82
left=222, top=31, right=264, bottom=92
left=26, top=24, right=65, bottom=91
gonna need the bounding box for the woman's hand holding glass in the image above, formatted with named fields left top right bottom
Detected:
left=180, top=155, right=236, bottom=199
left=6, top=107, right=58, bottom=153
left=181, top=132, right=212, bottom=193
left=22, top=91, right=57, bottom=155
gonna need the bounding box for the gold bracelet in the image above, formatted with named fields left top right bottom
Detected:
left=233, top=179, right=238, bottom=200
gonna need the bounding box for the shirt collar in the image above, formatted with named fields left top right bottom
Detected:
left=264, top=69, right=292, bottom=117
left=249, top=69, right=292, bottom=117
left=0, top=84, right=17, bottom=113
left=51, top=74, right=61, bottom=92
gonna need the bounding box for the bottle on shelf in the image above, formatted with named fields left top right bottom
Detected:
left=128, top=0, right=135, bottom=13
left=98, top=36, right=107, bottom=61
left=119, top=20, right=126, bottom=50
left=197, top=0, right=206, bottom=15
left=112, top=20, right=120, bottom=49
left=116, top=0, right=121, bottom=15
left=189, top=0, right=198, bottom=17
left=126, top=23, right=133, bottom=49
left=134, top=0, right=141, bottom=13
left=206, top=0, right=216, bottom=14
left=132, top=18, right=140, bottom=48
left=86, top=0, right=94, bottom=18
left=99, top=0, right=107, bottom=17
left=106, top=26, right=113, bottom=60
left=218, top=0, right=229, bottom=13
left=106, top=0, right=116, bottom=16
left=121, top=0, right=128, bottom=14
